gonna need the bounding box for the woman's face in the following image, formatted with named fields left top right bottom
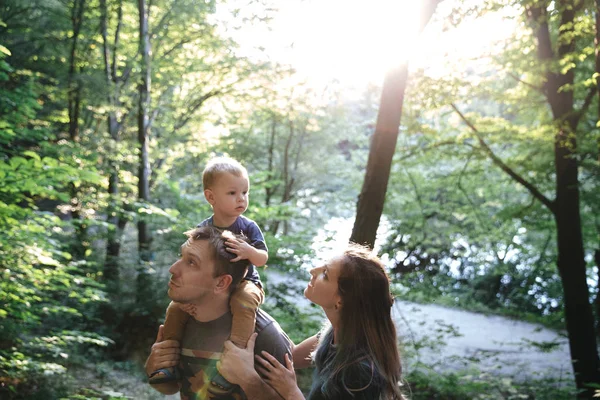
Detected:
left=304, top=257, right=342, bottom=311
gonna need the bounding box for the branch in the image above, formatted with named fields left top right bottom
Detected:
left=148, top=87, right=172, bottom=128
left=150, top=4, right=174, bottom=38
left=396, top=139, right=464, bottom=162
left=404, top=168, right=428, bottom=242
left=158, top=37, right=196, bottom=59
left=573, top=85, right=598, bottom=128
left=456, top=153, right=489, bottom=231
left=450, top=103, right=556, bottom=213
left=173, top=89, right=222, bottom=131
left=506, top=71, right=543, bottom=93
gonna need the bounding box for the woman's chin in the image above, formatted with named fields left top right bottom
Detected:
left=304, top=287, right=311, bottom=299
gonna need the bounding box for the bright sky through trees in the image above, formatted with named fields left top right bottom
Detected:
left=215, top=0, right=519, bottom=90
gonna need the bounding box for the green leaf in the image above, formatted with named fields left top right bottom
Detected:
left=0, top=45, right=11, bottom=56
left=22, top=151, right=41, bottom=161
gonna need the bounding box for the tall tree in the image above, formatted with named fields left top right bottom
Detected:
left=66, top=0, right=87, bottom=258
left=508, top=1, right=598, bottom=394
left=350, top=0, right=441, bottom=247
left=406, top=0, right=600, bottom=395
left=100, top=0, right=133, bottom=290
left=136, top=0, right=152, bottom=303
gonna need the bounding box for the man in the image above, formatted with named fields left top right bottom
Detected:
left=145, top=226, right=292, bottom=399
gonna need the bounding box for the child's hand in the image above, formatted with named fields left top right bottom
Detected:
left=180, top=303, right=198, bottom=318
left=225, top=237, right=254, bottom=262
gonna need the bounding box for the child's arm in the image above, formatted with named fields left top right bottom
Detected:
left=225, top=237, right=269, bottom=267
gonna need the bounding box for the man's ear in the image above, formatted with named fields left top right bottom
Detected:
left=204, top=189, right=215, bottom=206
left=215, top=274, right=233, bottom=294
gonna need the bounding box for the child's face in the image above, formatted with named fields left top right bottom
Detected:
left=205, top=172, right=249, bottom=220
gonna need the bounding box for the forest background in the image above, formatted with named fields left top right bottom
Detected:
left=1, top=0, right=599, bottom=399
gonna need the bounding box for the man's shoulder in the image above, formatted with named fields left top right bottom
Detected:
left=255, top=308, right=277, bottom=330
left=254, top=309, right=292, bottom=358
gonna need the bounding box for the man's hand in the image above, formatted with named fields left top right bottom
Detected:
left=217, top=332, right=259, bottom=385
left=219, top=333, right=293, bottom=400
left=145, top=325, right=180, bottom=376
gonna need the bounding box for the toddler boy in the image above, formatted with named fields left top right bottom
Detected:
left=148, top=157, right=268, bottom=397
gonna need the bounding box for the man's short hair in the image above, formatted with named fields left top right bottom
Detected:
left=184, top=226, right=250, bottom=292
left=202, top=157, right=248, bottom=190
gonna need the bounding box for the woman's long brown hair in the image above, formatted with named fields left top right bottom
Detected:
left=317, top=243, right=403, bottom=399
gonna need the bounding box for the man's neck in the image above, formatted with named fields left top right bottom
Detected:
left=212, top=214, right=238, bottom=228
left=190, top=295, right=230, bottom=322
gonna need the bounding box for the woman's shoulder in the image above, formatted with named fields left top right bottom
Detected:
left=341, top=357, right=383, bottom=391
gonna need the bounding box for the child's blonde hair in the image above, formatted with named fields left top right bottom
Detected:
left=202, top=157, right=248, bottom=189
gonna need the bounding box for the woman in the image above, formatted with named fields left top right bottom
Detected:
left=219, top=244, right=405, bottom=399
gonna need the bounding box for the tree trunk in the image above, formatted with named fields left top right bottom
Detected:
left=350, top=0, right=440, bottom=248
left=554, top=124, right=600, bottom=396
left=594, top=0, right=600, bottom=341
left=137, top=0, right=152, bottom=302
left=265, top=114, right=277, bottom=207
left=67, top=0, right=84, bottom=142
left=595, top=250, right=600, bottom=339
left=137, top=0, right=151, bottom=262
left=100, top=0, right=126, bottom=290
left=350, top=64, right=409, bottom=247
left=529, top=2, right=599, bottom=395
left=67, top=0, right=86, bottom=259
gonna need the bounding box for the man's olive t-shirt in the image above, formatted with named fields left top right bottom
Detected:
left=178, top=308, right=292, bottom=400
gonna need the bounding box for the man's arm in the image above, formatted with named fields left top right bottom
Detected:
left=144, top=325, right=180, bottom=395
left=218, top=333, right=284, bottom=400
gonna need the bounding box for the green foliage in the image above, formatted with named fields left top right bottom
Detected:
left=3, top=0, right=597, bottom=397
left=377, top=0, right=599, bottom=331
left=405, top=368, right=576, bottom=400
left=0, top=45, right=109, bottom=398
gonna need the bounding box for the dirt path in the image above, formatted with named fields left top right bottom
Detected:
left=266, top=270, right=573, bottom=383
left=394, top=301, right=572, bottom=382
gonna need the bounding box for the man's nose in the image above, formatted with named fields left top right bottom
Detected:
left=169, top=259, right=180, bottom=274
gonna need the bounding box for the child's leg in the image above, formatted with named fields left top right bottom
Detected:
left=229, top=280, right=265, bottom=347
left=148, top=301, right=189, bottom=384
left=209, top=281, right=264, bottom=395
left=162, top=301, right=190, bottom=341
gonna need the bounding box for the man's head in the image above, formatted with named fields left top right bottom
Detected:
left=202, top=157, right=250, bottom=220
left=167, top=226, right=250, bottom=305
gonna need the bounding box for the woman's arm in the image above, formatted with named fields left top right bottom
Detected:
left=256, top=352, right=305, bottom=400
left=291, top=334, right=318, bottom=369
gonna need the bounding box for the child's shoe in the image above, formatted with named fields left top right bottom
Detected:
left=148, top=367, right=179, bottom=385
left=208, top=372, right=235, bottom=396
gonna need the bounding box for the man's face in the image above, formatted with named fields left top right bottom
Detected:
left=168, top=239, right=219, bottom=304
